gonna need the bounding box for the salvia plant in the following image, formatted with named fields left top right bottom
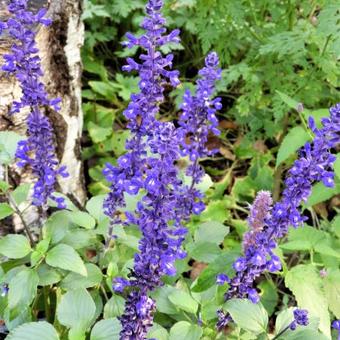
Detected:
left=0, top=0, right=339, bottom=340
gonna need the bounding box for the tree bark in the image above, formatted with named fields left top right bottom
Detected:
left=0, top=0, right=86, bottom=222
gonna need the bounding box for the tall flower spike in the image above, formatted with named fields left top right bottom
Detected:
left=217, top=103, right=340, bottom=330
left=103, top=0, right=180, bottom=229
left=104, top=1, right=222, bottom=335
left=1, top=0, right=67, bottom=208
left=176, top=51, right=222, bottom=220
left=115, top=52, right=221, bottom=339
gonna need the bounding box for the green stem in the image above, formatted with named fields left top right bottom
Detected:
left=272, top=325, right=291, bottom=340
left=43, top=286, right=51, bottom=323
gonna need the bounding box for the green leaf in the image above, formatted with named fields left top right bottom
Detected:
left=191, top=251, right=239, bottom=293
left=0, top=131, right=24, bottom=164
left=306, top=180, right=340, bottom=206
left=37, top=264, right=61, bottom=286
left=0, top=234, right=31, bottom=259
left=323, top=269, right=340, bottom=318
left=0, top=203, right=14, bottom=220
left=224, top=299, right=268, bottom=334
left=90, top=319, right=121, bottom=340
left=60, top=263, right=103, bottom=290
left=44, top=211, right=72, bottom=244
left=103, top=295, right=125, bottom=319
left=88, top=122, right=112, bottom=143
left=8, top=268, right=39, bottom=312
left=276, top=126, right=310, bottom=167
left=168, top=290, right=198, bottom=314
left=148, top=323, right=169, bottom=340
left=200, top=200, right=230, bottom=223
left=46, top=244, right=87, bottom=276
left=187, top=241, right=222, bottom=263
left=6, top=321, right=59, bottom=340
left=169, top=321, right=202, bottom=340
left=259, top=281, right=278, bottom=316
left=11, top=184, right=31, bottom=206
left=86, top=195, right=106, bottom=221
left=285, top=264, right=330, bottom=337
left=111, top=131, right=130, bottom=156
left=194, top=221, right=229, bottom=245
left=68, top=211, right=96, bottom=229
left=151, top=286, right=178, bottom=315
left=57, top=288, right=96, bottom=332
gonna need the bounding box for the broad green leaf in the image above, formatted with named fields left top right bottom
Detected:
left=187, top=241, right=222, bottom=263
left=148, top=323, right=169, bottom=340
left=224, top=299, right=268, bottom=335
left=103, top=295, right=125, bottom=319
left=285, top=264, right=330, bottom=337
left=37, top=264, right=61, bottom=286
left=306, top=180, right=340, bottom=207
left=0, top=235, right=31, bottom=259
left=6, top=321, right=59, bottom=340
left=86, top=195, right=106, bottom=221
left=3, top=306, right=32, bottom=332
left=88, top=122, right=112, bottom=143
left=11, top=184, right=31, bottom=206
left=57, top=288, right=96, bottom=332
left=282, top=329, right=329, bottom=340
left=111, top=131, right=130, bottom=157
left=68, top=210, right=96, bottom=229
left=314, top=242, right=340, bottom=258
left=88, top=81, right=116, bottom=99
left=8, top=268, right=39, bottom=311
left=46, top=244, right=87, bottom=276
left=60, top=263, right=103, bottom=290
left=200, top=200, right=231, bottom=223
left=191, top=251, right=239, bottom=293
left=90, top=319, right=121, bottom=340
left=169, top=321, right=202, bottom=340
left=276, top=126, right=310, bottom=167
left=0, top=203, right=14, bottom=220
left=323, top=269, right=340, bottom=318
left=151, top=286, right=178, bottom=315
left=62, top=229, right=96, bottom=249
left=194, top=221, right=229, bottom=245
left=44, top=211, right=72, bottom=244
left=168, top=290, right=198, bottom=314
left=259, top=281, right=278, bottom=316
left=0, top=131, right=24, bottom=164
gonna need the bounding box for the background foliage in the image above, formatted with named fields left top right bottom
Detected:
left=0, top=0, right=339, bottom=339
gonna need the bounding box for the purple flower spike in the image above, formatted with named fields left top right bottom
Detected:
left=1, top=0, right=67, bottom=208
left=217, top=104, right=340, bottom=330
left=103, top=1, right=222, bottom=337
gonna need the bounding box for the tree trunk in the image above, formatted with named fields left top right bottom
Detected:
left=0, top=0, right=86, bottom=226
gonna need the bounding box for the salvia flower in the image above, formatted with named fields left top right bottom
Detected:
left=289, top=309, right=309, bottom=330
left=103, top=0, right=181, bottom=227
left=176, top=51, right=222, bottom=221
left=103, top=1, right=221, bottom=337
left=217, top=103, right=340, bottom=330
left=1, top=0, right=67, bottom=208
